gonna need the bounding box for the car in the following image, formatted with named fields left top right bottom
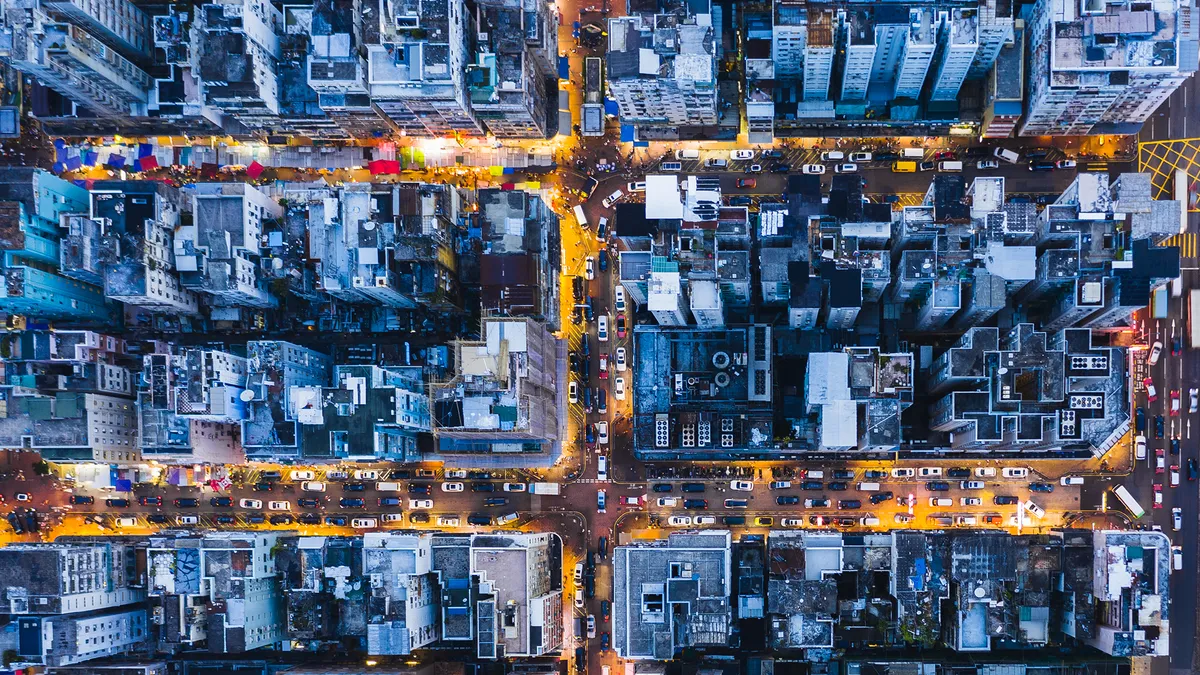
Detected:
left=975, top=467, right=998, bottom=479
left=342, top=482, right=366, bottom=492
left=1153, top=484, right=1164, bottom=508
left=1191, top=388, right=1199, bottom=413
left=259, top=471, right=283, bottom=481
left=69, top=495, right=94, bottom=505
left=849, top=151, right=872, bottom=162
left=657, top=496, right=680, bottom=508
left=869, top=491, right=894, bottom=505
left=918, top=467, right=942, bottom=478
left=802, top=164, right=826, bottom=175
left=747, top=164, right=763, bottom=173
left=1136, top=407, right=1147, bottom=432
left=736, top=178, right=756, bottom=188
left=568, top=381, right=578, bottom=403
left=770, top=164, right=791, bottom=173
left=976, top=159, right=1000, bottom=170
left=598, top=353, right=608, bottom=377
left=483, top=497, right=509, bottom=507
left=175, top=515, right=199, bottom=526
left=409, top=513, right=430, bottom=524
left=1001, top=467, right=1029, bottom=479
left=615, top=377, right=626, bottom=400
left=1174, top=545, right=1184, bottom=571
left=353, top=470, right=379, bottom=480
left=115, top=516, right=139, bottom=528
left=600, top=632, right=611, bottom=652
left=597, top=490, right=606, bottom=513
left=681, top=484, right=704, bottom=493
left=1022, top=500, right=1046, bottom=518
left=601, top=189, right=623, bottom=208
left=801, top=480, right=823, bottom=490
left=1173, top=336, right=1183, bottom=356
left=838, top=500, right=862, bottom=510
left=777, top=496, right=800, bottom=505
left=502, top=483, right=526, bottom=492
left=1028, top=160, right=1056, bottom=171
left=947, top=468, right=971, bottom=479
left=1156, top=448, right=1166, bottom=473
left=730, top=150, right=755, bottom=161
left=1148, top=341, right=1163, bottom=365
left=1171, top=389, right=1181, bottom=416
left=994, top=495, right=1019, bottom=505
left=933, top=151, right=957, bottom=160
left=652, top=484, right=673, bottom=493
left=391, top=514, right=416, bottom=523
left=268, top=500, right=290, bottom=511
left=926, top=481, right=951, bottom=491
left=1171, top=465, right=1180, bottom=487
left=960, top=481, right=985, bottom=490
left=172, top=497, right=198, bottom=508
left=138, top=496, right=162, bottom=506
left=299, top=498, right=322, bottom=508
left=828, top=482, right=848, bottom=491
left=585, top=424, right=595, bottom=446
left=730, top=480, right=754, bottom=492
left=620, top=495, right=643, bottom=506
left=290, top=470, right=315, bottom=481
left=325, top=516, right=348, bottom=526
left=265, top=514, right=291, bottom=525
left=833, top=470, right=855, bottom=480
left=585, top=256, right=595, bottom=280
left=961, top=497, right=983, bottom=506
left=325, top=470, right=350, bottom=481
left=1135, top=434, right=1148, bottom=460
left=596, top=421, right=609, bottom=445
left=351, top=518, right=378, bottom=529
left=1055, top=159, right=1077, bottom=169
left=597, top=315, right=609, bottom=343
left=770, top=481, right=792, bottom=489
left=614, top=285, right=626, bottom=313
left=781, top=518, right=804, bottom=527
left=891, top=468, right=916, bottom=479
left=694, top=516, right=716, bottom=526
left=105, top=498, right=130, bottom=508
left=211, top=497, right=233, bottom=507
left=1189, top=457, right=1198, bottom=481
left=833, top=163, right=858, bottom=173
left=442, top=482, right=464, bottom=492
left=1145, top=378, right=1159, bottom=403
left=616, top=314, right=626, bottom=338
left=1171, top=438, right=1181, bottom=455
left=339, top=497, right=365, bottom=508
left=409, top=499, right=434, bottom=509
left=470, top=483, right=496, bottom=493
left=301, top=481, right=326, bottom=492
left=240, top=499, right=263, bottom=509
left=1173, top=507, right=1183, bottom=531
left=1155, top=414, right=1165, bottom=439
left=1028, top=482, right=1054, bottom=493
left=445, top=470, right=468, bottom=479
left=804, top=498, right=829, bottom=508
left=378, top=497, right=401, bottom=508
left=627, top=181, right=646, bottom=192
left=919, top=161, right=936, bottom=171
left=215, top=515, right=236, bottom=525
left=667, top=515, right=693, bottom=527
left=682, top=499, right=708, bottom=509
left=864, top=470, right=887, bottom=479
left=252, top=482, right=273, bottom=492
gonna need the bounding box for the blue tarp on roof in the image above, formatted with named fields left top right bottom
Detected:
left=558, top=56, right=570, bottom=79
left=634, top=141, right=649, bottom=148
left=115, top=478, right=132, bottom=492
left=620, top=125, right=635, bottom=142
left=604, top=99, right=619, bottom=116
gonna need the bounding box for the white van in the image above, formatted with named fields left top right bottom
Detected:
left=856, top=482, right=881, bottom=492
left=675, top=148, right=700, bottom=160
left=376, top=481, right=402, bottom=492
left=820, top=151, right=845, bottom=161
left=859, top=517, right=881, bottom=526
left=937, top=161, right=963, bottom=172
left=1172, top=276, right=1183, bottom=297
left=902, top=148, right=925, bottom=158
left=495, top=512, right=519, bottom=526
left=1060, top=476, right=1085, bottom=486
left=805, top=470, right=825, bottom=479
left=705, top=158, right=727, bottom=168
left=572, top=204, right=588, bottom=227
left=929, top=497, right=953, bottom=507
left=597, top=455, right=608, bottom=481
left=993, top=147, right=1020, bottom=164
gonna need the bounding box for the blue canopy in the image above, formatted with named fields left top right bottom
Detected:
left=138, top=143, right=153, bottom=158
left=558, top=56, right=570, bottom=79
left=604, top=99, right=619, bottom=116
left=620, top=125, right=635, bottom=142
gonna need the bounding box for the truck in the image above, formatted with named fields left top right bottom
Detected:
left=529, top=482, right=561, bottom=495
left=1152, top=285, right=1169, bottom=319
left=1191, top=289, right=1200, bottom=349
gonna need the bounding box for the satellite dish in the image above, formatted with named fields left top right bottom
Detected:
left=239, top=390, right=255, bottom=402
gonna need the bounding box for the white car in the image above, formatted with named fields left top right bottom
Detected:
left=575, top=589, right=584, bottom=608
left=667, top=515, right=693, bottom=527
left=891, top=468, right=916, bottom=479
left=976, top=159, right=1000, bottom=170
left=354, top=470, right=379, bottom=480
left=627, top=181, right=646, bottom=192
left=782, top=518, right=804, bottom=527
left=848, top=151, right=872, bottom=162
left=960, top=497, right=982, bottom=506
left=601, top=189, right=624, bottom=208
left=820, top=151, right=845, bottom=161
left=301, top=481, right=326, bottom=492
left=974, top=468, right=996, bottom=478
left=615, top=347, right=627, bottom=371
left=177, top=515, right=199, bottom=525
left=1135, top=435, right=1147, bottom=460
left=918, top=467, right=942, bottom=478
left=1148, top=341, right=1163, bottom=366
left=1173, top=507, right=1182, bottom=531
left=833, top=163, right=858, bottom=173
left=116, top=517, right=139, bottom=528
left=503, top=483, right=526, bottom=492
left=598, top=315, right=609, bottom=342
left=1192, top=388, right=1199, bottom=413
left=614, top=286, right=626, bottom=312
left=289, top=470, right=315, bottom=481
left=587, top=615, right=597, bottom=638
left=442, top=482, right=464, bottom=492
left=1174, top=545, right=1183, bottom=571
left=382, top=513, right=405, bottom=523
left=730, top=480, right=754, bottom=492
left=1001, top=467, right=1029, bottom=479
left=569, top=381, right=579, bottom=403
left=585, top=257, right=595, bottom=280
left=409, top=499, right=434, bottom=509
left=351, top=518, right=378, bottom=529
left=730, top=150, right=755, bottom=161
left=615, top=378, right=626, bottom=400
left=695, top=516, right=717, bottom=525
left=433, top=516, right=458, bottom=527
left=801, top=164, right=826, bottom=175
left=596, top=421, right=609, bottom=445
left=445, top=470, right=467, bottom=479
left=240, top=499, right=262, bottom=509
left=1022, top=500, right=1045, bottom=518
left=657, top=497, right=679, bottom=507
left=267, top=501, right=290, bottom=511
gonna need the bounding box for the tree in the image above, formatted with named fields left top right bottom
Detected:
left=32, top=460, right=50, bottom=476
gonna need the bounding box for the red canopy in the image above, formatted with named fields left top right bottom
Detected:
left=368, top=159, right=401, bottom=174
left=137, top=155, right=159, bottom=171
left=246, top=160, right=265, bottom=179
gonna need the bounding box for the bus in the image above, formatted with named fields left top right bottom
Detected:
left=1191, top=289, right=1200, bottom=349
left=1152, top=285, right=1169, bottom=319
left=1112, top=484, right=1146, bottom=519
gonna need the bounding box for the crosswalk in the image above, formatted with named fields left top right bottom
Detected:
left=1164, top=233, right=1198, bottom=259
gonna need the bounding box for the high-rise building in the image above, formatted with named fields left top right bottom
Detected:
left=894, top=9, right=937, bottom=99
left=41, top=0, right=153, bottom=62
left=839, top=10, right=877, bottom=101
left=1020, top=0, right=1199, bottom=136
left=930, top=8, right=979, bottom=101
left=467, top=0, right=558, bottom=138
left=241, top=340, right=332, bottom=459
left=803, top=8, right=835, bottom=100
left=190, top=0, right=283, bottom=129
left=980, top=18, right=1024, bottom=137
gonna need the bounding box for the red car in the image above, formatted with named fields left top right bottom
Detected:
left=598, top=354, right=609, bottom=379
left=1143, top=377, right=1157, bottom=402
left=616, top=313, right=626, bottom=339
left=1170, top=389, right=1181, bottom=416
left=737, top=178, right=756, bottom=189
left=1153, top=483, right=1164, bottom=508
left=1156, top=448, right=1166, bottom=474
left=933, top=151, right=957, bottom=160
